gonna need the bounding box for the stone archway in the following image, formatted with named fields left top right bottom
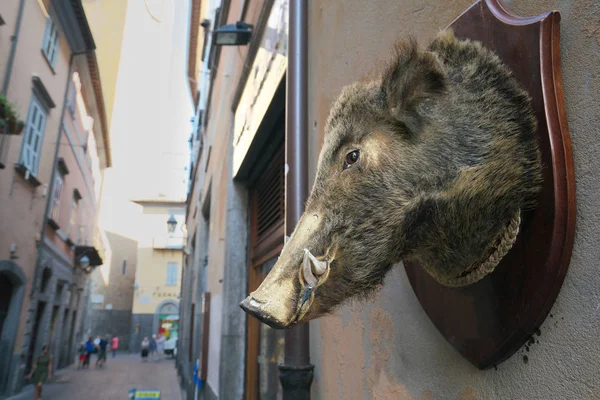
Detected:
left=0, top=260, right=26, bottom=395
left=153, top=300, right=179, bottom=339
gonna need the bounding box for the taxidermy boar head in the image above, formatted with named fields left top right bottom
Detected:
left=240, top=29, right=541, bottom=329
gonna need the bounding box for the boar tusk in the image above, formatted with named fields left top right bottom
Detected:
left=302, top=249, right=318, bottom=287
left=307, top=250, right=328, bottom=276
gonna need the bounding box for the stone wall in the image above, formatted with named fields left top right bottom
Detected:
left=85, top=309, right=132, bottom=351
left=129, top=313, right=153, bottom=354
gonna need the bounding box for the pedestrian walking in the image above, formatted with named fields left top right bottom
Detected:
left=84, top=337, right=95, bottom=368
left=111, top=335, right=119, bottom=358
left=156, top=334, right=165, bottom=361
left=77, top=343, right=86, bottom=369
left=140, top=337, right=150, bottom=362
left=27, top=345, right=52, bottom=400
left=149, top=334, right=157, bottom=360
left=96, top=335, right=109, bottom=367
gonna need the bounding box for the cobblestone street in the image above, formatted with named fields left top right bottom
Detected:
left=7, top=353, right=182, bottom=400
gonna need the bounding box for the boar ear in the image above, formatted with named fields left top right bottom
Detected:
left=381, top=38, right=447, bottom=134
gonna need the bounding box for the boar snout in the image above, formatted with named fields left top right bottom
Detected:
left=239, top=296, right=289, bottom=329
left=239, top=258, right=300, bottom=329
left=240, top=213, right=331, bottom=328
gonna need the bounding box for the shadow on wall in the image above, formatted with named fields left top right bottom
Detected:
left=85, top=231, right=138, bottom=350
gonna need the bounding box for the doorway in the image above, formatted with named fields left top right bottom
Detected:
left=0, top=274, right=13, bottom=337
left=26, top=301, right=46, bottom=374
left=245, top=136, right=285, bottom=400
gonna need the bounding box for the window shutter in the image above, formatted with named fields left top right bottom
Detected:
left=166, top=262, right=178, bottom=285
left=255, top=145, right=285, bottom=240
left=68, top=83, right=76, bottom=117
left=42, top=18, right=60, bottom=67
left=51, top=25, right=59, bottom=65
left=68, top=197, right=78, bottom=238
left=21, top=97, right=47, bottom=175
left=50, top=174, right=63, bottom=220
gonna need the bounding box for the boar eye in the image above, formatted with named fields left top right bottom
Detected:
left=343, top=150, right=360, bottom=169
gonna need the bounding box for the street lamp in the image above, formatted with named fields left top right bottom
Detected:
left=213, top=21, right=253, bottom=46
left=167, top=215, right=177, bottom=234
left=79, top=255, right=91, bottom=272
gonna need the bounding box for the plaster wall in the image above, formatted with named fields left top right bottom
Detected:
left=0, top=0, right=72, bottom=357
left=181, top=0, right=262, bottom=395
left=131, top=203, right=184, bottom=315
left=307, top=0, right=600, bottom=399
left=81, top=0, right=129, bottom=129
left=44, top=64, right=104, bottom=263
left=133, top=247, right=182, bottom=315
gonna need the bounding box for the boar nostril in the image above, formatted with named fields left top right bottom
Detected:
left=239, top=297, right=287, bottom=329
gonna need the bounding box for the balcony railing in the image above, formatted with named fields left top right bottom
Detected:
left=153, top=235, right=185, bottom=250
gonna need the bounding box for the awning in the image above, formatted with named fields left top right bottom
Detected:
left=75, top=245, right=103, bottom=267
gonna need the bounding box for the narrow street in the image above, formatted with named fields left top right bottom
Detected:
left=7, top=354, right=182, bottom=400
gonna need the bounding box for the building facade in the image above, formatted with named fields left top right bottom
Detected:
left=180, top=0, right=600, bottom=399
left=129, top=200, right=184, bottom=353
left=180, top=0, right=288, bottom=398
left=0, top=0, right=110, bottom=397
left=82, top=0, right=193, bottom=355
left=83, top=227, right=135, bottom=351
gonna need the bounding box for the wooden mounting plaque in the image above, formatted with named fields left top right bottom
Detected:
left=403, top=0, right=576, bottom=369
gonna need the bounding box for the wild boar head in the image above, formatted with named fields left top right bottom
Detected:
left=240, top=30, right=541, bottom=329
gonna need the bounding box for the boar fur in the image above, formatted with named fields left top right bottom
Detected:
left=242, top=29, right=542, bottom=327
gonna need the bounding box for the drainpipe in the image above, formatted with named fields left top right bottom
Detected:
left=30, top=51, right=87, bottom=299
left=279, top=0, right=313, bottom=399
left=1, top=0, right=26, bottom=95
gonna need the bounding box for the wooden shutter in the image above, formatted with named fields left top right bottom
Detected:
left=68, top=197, right=78, bottom=238
left=189, top=303, right=195, bottom=362
left=246, top=141, right=286, bottom=400
left=43, top=18, right=60, bottom=66
left=21, top=97, right=47, bottom=174
left=250, top=144, right=285, bottom=264
left=50, top=173, right=63, bottom=220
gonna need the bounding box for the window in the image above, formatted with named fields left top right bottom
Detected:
left=166, top=262, right=178, bottom=286
left=122, top=260, right=127, bottom=275
left=67, top=194, right=80, bottom=239
left=78, top=224, right=87, bottom=245
left=42, top=17, right=60, bottom=68
left=49, top=172, right=64, bottom=222
left=67, top=83, right=76, bottom=118
left=20, top=96, right=47, bottom=175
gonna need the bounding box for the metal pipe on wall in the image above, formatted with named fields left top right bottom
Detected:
left=2, top=0, right=26, bottom=95
left=279, top=0, right=313, bottom=398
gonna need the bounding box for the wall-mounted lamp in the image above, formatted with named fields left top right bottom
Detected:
left=79, top=255, right=91, bottom=272
left=213, top=21, right=253, bottom=46
left=167, top=215, right=177, bottom=233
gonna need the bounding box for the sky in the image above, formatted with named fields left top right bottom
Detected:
left=96, top=0, right=193, bottom=234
